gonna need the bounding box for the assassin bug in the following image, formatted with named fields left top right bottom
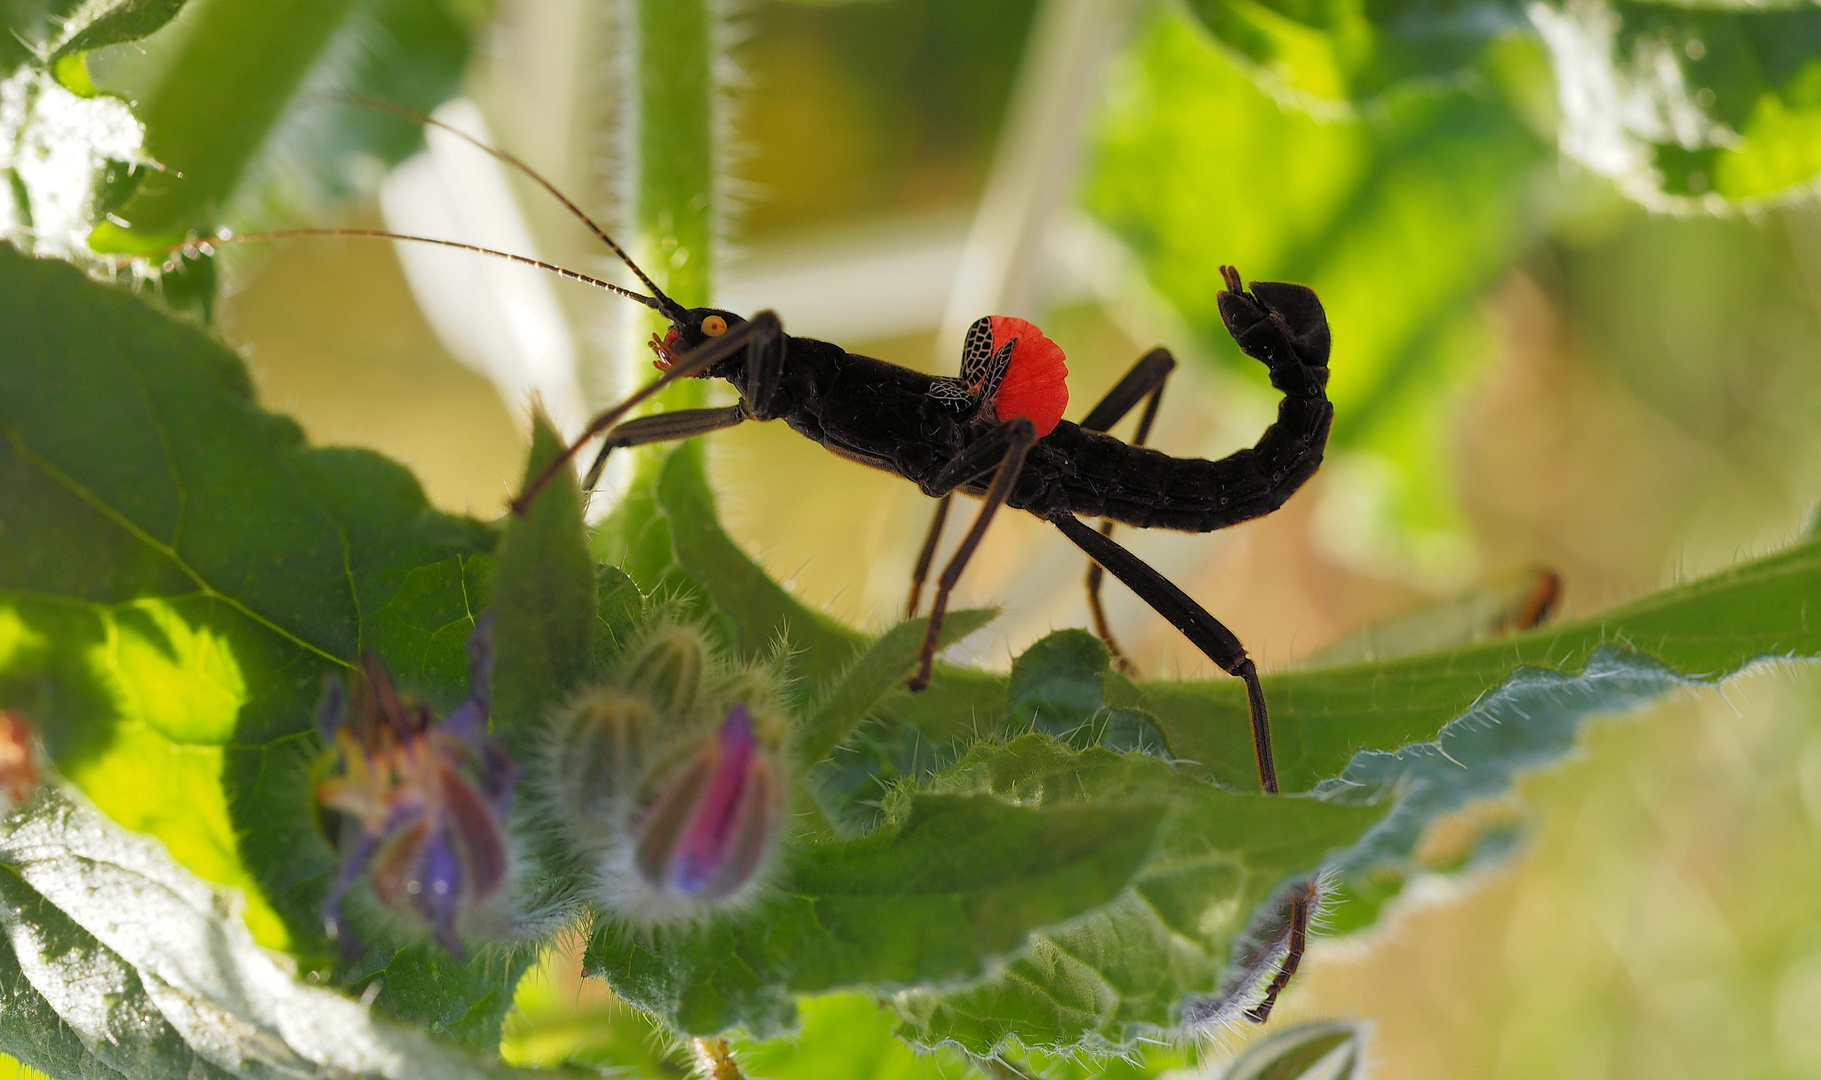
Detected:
left=197, top=100, right=1332, bottom=1021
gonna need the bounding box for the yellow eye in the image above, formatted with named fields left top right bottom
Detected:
left=702, top=315, right=728, bottom=337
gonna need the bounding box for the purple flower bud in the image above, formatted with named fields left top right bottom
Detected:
left=314, top=617, right=516, bottom=956
left=633, top=703, right=782, bottom=902
left=538, top=617, right=793, bottom=925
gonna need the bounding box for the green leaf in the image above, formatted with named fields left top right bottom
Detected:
left=1215, top=1019, right=1368, bottom=1080
left=502, top=961, right=684, bottom=1074
left=85, top=0, right=361, bottom=251
left=798, top=608, right=998, bottom=769
left=85, top=0, right=482, bottom=254
left=1534, top=0, right=1821, bottom=206
left=1144, top=534, right=1821, bottom=793
left=0, top=789, right=550, bottom=1079
left=733, top=992, right=974, bottom=1080
left=889, top=737, right=1386, bottom=1052
left=491, top=414, right=596, bottom=754
left=48, top=0, right=189, bottom=59
left=585, top=772, right=1170, bottom=1037
left=1, top=0, right=82, bottom=68
left=1008, top=630, right=1167, bottom=757
left=0, top=246, right=525, bottom=1045
left=1180, top=0, right=1524, bottom=104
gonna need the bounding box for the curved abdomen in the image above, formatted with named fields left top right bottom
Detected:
left=1004, top=396, right=1334, bottom=532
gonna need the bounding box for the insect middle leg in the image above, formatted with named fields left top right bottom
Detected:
left=1049, top=511, right=1278, bottom=795
left=906, top=418, right=1039, bottom=692
left=904, top=495, right=952, bottom=619
left=1075, top=347, right=1177, bottom=673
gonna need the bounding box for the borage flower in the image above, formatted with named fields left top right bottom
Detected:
left=314, top=618, right=516, bottom=957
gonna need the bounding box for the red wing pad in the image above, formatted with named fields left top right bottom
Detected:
left=985, top=316, right=1068, bottom=437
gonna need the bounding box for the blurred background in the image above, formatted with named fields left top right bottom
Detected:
left=27, top=0, right=1821, bottom=1074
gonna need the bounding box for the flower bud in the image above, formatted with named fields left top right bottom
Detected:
left=536, top=617, right=793, bottom=925
left=542, top=687, right=654, bottom=834
left=618, top=621, right=711, bottom=722
left=631, top=702, right=785, bottom=905
left=313, top=617, right=518, bottom=957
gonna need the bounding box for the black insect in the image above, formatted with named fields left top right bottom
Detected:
left=209, top=101, right=1332, bottom=1022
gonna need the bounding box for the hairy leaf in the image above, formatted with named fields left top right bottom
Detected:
left=0, top=247, right=523, bottom=1045
left=48, top=0, right=189, bottom=59
left=491, top=414, right=596, bottom=755
left=890, top=737, right=1385, bottom=1052
left=0, top=789, right=546, bottom=1079
left=585, top=780, right=1170, bottom=1037
left=1, top=0, right=83, bottom=68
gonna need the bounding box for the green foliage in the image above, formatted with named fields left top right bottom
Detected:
left=47, top=0, right=189, bottom=60
left=0, top=0, right=85, bottom=69
left=1532, top=1, right=1821, bottom=207
left=587, top=780, right=1172, bottom=1037
left=1180, top=0, right=1519, bottom=104
left=0, top=789, right=549, bottom=1079
left=491, top=416, right=597, bottom=758
left=5, top=193, right=1821, bottom=1068
left=1214, top=1020, right=1368, bottom=1080
left=78, top=0, right=483, bottom=257
left=0, top=245, right=522, bottom=1044
left=889, top=738, right=1383, bottom=1052
left=7, top=0, right=1821, bottom=1067
left=1175, top=0, right=1821, bottom=208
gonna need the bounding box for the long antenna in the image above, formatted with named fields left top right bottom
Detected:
left=161, top=228, right=668, bottom=310
left=331, top=94, right=686, bottom=323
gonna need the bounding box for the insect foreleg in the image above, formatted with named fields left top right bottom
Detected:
left=906, top=418, right=1039, bottom=692
left=511, top=311, right=782, bottom=514
left=580, top=406, right=749, bottom=493
left=1077, top=348, right=1178, bottom=673
left=1050, top=512, right=1278, bottom=794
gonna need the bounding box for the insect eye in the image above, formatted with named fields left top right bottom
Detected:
left=702, top=315, right=728, bottom=337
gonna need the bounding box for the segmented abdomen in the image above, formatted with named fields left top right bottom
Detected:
left=1007, top=396, right=1333, bottom=532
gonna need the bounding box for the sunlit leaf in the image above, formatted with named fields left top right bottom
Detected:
left=0, top=789, right=553, bottom=1079
left=0, top=246, right=525, bottom=1045
left=1181, top=0, right=1525, bottom=104
left=85, top=0, right=484, bottom=255
left=1534, top=0, right=1821, bottom=207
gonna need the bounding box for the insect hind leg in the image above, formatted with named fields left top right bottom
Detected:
left=1244, top=878, right=1314, bottom=1023
left=1077, top=348, right=1176, bottom=674
left=1050, top=511, right=1278, bottom=795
